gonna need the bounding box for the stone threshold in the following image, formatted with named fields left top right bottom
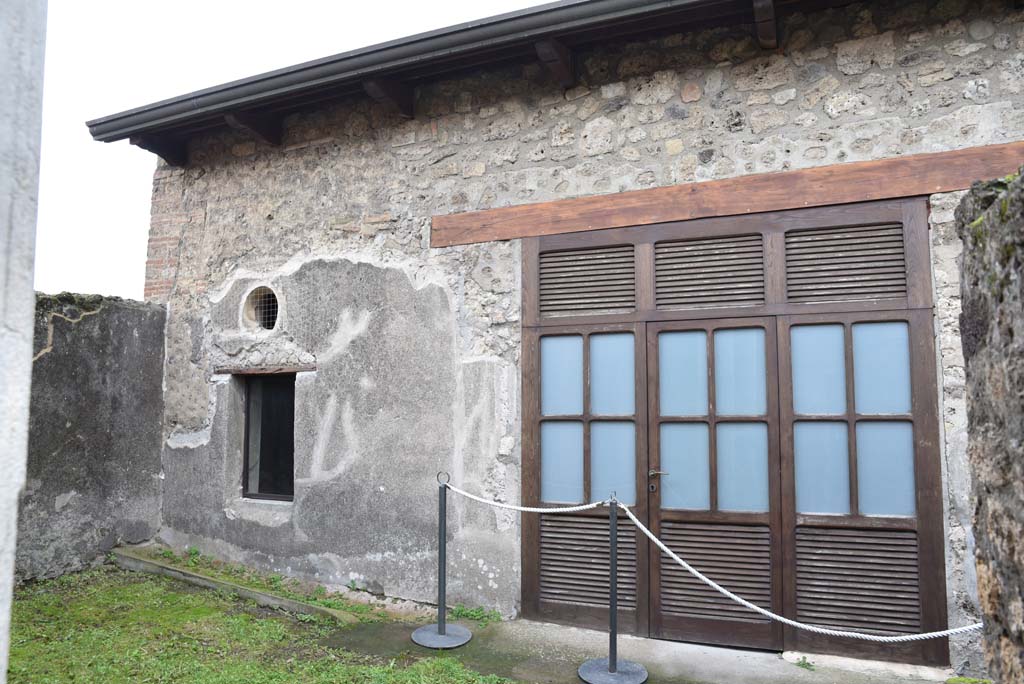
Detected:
left=110, top=546, right=361, bottom=625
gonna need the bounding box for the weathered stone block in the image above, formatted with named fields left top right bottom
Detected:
left=957, top=168, right=1024, bottom=684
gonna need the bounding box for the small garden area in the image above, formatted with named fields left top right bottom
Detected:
left=8, top=561, right=507, bottom=684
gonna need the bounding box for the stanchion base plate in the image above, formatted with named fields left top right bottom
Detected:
left=578, top=658, right=648, bottom=684
left=411, top=623, right=472, bottom=649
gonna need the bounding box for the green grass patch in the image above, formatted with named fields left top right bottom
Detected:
left=793, top=655, right=815, bottom=671
left=448, top=604, right=502, bottom=627
left=141, top=545, right=387, bottom=622
left=9, top=566, right=507, bottom=684
left=946, top=678, right=992, bottom=684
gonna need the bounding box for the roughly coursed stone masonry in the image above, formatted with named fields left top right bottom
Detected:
left=958, top=170, right=1024, bottom=684
left=142, top=0, right=1023, bottom=663
left=17, top=294, right=165, bottom=581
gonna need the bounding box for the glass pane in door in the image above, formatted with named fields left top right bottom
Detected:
left=591, top=421, right=636, bottom=505
left=714, top=328, right=766, bottom=415
left=660, top=423, right=710, bottom=509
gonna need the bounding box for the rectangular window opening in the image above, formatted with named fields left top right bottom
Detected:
left=243, top=374, right=296, bottom=500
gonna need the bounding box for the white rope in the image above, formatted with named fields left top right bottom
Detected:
left=616, top=503, right=983, bottom=643
left=441, top=482, right=982, bottom=643
left=445, top=483, right=608, bottom=514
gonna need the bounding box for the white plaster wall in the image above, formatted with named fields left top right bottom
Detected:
left=0, top=0, right=47, bottom=679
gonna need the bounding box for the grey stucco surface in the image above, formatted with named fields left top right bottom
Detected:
left=0, top=0, right=46, bottom=680
left=15, top=294, right=166, bottom=581
left=160, top=257, right=519, bottom=613
left=137, top=0, right=1024, bottom=670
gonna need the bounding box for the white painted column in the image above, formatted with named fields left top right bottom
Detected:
left=0, top=0, right=47, bottom=680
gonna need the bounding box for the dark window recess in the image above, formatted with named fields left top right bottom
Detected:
left=244, top=374, right=295, bottom=499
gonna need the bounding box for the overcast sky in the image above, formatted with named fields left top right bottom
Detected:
left=34, top=0, right=543, bottom=299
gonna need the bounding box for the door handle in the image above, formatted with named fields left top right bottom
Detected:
left=648, top=469, right=668, bottom=477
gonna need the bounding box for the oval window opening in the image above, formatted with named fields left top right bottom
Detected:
left=244, top=286, right=279, bottom=330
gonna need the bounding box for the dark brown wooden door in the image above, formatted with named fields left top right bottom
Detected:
left=521, top=322, right=650, bottom=634
left=521, top=198, right=949, bottom=665
left=646, top=317, right=784, bottom=649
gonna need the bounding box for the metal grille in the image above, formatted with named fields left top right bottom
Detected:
left=249, top=287, right=278, bottom=330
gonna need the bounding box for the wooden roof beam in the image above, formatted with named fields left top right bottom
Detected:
left=535, top=38, right=575, bottom=89
left=129, top=135, right=187, bottom=167
left=753, top=0, right=777, bottom=50
left=363, top=78, right=414, bottom=118
left=224, top=111, right=283, bottom=146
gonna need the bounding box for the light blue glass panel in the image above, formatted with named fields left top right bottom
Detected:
left=591, top=422, right=636, bottom=506
left=853, top=322, right=911, bottom=414
left=659, top=331, right=708, bottom=417
left=541, top=422, right=583, bottom=503
left=540, top=335, right=583, bottom=416
left=590, top=333, right=635, bottom=416
left=714, top=328, right=767, bottom=416
left=716, top=422, right=769, bottom=512
left=791, top=325, right=846, bottom=415
left=857, top=422, right=916, bottom=516
left=794, top=422, right=850, bottom=514
left=660, top=424, right=710, bottom=510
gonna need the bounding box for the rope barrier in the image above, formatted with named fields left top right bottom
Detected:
left=445, top=482, right=608, bottom=514
left=614, top=502, right=983, bottom=643
left=444, top=482, right=983, bottom=643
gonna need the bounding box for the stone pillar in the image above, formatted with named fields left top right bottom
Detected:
left=957, top=168, right=1024, bottom=684
left=0, top=0, right=47, bottom=680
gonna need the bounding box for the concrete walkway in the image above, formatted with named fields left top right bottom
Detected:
left=327, top=618, right=955, bottom=684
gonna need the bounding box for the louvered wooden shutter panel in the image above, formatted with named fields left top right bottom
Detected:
left=795, top=527, right=921, bottom=635
left=655, top=234, right=765, bottom=310
left=539, top=515, right=637, bottom=608
left=785, top=224, right=908, bottom=303
left=539, top=245, right=635, bottom=317
left=659, top=522, right=772, bottom=622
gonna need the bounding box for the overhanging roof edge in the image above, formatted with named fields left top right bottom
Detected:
left=86, top=0, right=714, bottom=143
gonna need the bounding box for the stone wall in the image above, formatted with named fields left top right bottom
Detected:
left=143, top=0, right=1022, bottom=653
left=957, top=169, right=1024, bottom=683
left=931, top=188, right=986, bottom=675
left=0, top=0, right=46, bottom=680
left=16, top=294, right=166, bottom=580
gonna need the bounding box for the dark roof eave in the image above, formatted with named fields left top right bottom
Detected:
left=86, top=0, right=724, bottom=143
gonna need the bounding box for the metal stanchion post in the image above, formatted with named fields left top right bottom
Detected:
left=579, top=496, right=648, bottom=684
left=412, top=472, right=472, bottom=649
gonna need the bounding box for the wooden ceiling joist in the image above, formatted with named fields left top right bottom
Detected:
left=362, top=78, right=415, bottom=118
left=535, top=38, right=575, bottom=89
left=753, top=0, right=778, bottom=49
left=224, top=112, right=284, bottom=146
left=129, top=135, right=188, bottom=167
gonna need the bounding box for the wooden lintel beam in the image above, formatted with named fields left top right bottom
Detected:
left=129, top=135, right=188, bottom=167
left=363, top=78, right=414, bottom=118
left=224, top=111, right=283, bottom=146
left=430, top=141, right=1024, bottom=248
left=213, top=364, right=316, bottom=376
left=535, top=39, right=575, bottom=89
left=753, top=0, right=778, bottom=50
